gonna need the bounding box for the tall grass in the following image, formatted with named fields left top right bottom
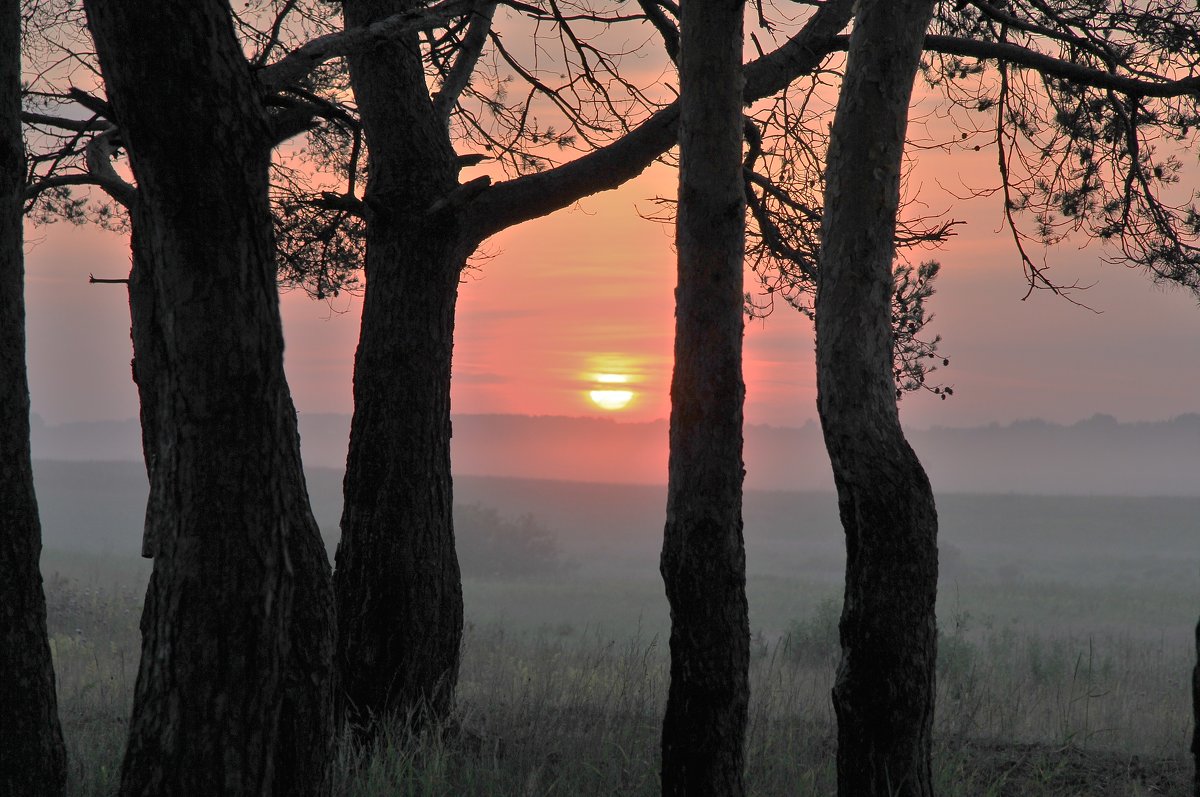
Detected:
left=45, top=566, right=1191, bottom=796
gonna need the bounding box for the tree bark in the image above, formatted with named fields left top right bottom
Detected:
left=83, top=2, right=335, bottom=794
left=815, top=2, right=939, bottom=796
left=1193, top=615, right=1199, bottom=797
left=335, top=0, right=465, bottom=735
left=0, top=0, right=69, bottom=792
left=658, top=0, right=749, bottom=792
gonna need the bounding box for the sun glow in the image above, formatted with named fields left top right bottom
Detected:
left=588, top=372, right=635, bottom=410
left=589, top=388, right=635, bottom=410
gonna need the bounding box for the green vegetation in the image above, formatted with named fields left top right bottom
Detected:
left=44, top=541, right=1194, bottom=796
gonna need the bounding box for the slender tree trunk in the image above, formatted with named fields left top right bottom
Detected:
left=0, top=0, right=68, bottom=793
left=659, top=0, right=749, bottom=792
left=334, top=0, right=465, bottom=735
left=815, top=2, right=939, bottom=795
left=84, top=2, right=334, bottom=794
left=1193, top=616, right=1199, bottom=797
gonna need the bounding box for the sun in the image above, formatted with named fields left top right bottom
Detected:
left=588, top=373, right=635, bottom=411
left=589, top=388, right=634, bottom=410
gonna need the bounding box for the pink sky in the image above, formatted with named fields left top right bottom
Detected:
left=22, top=112, right=1200, bottom=430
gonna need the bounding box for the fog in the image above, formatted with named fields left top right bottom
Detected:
left=32, top=410, right=1200, bottom=495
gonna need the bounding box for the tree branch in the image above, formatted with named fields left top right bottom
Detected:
left=20, top=111, right=108, bottom=132
left=66, top=87, right=112, bottom=119
left=24, top=126, right=136, bottom=209
left=635, top=0, right=679, bottom=64
left=923, top=34, right=1200, bottom=98
left=24, top=172, right=99, bottom=203
left=251, top=0, right=301, bottom=68
left=257, top=0, right=487, bottom=93
left=88, top=273, right=129, bottom=285
left=310, top=190, right=365, bottom=216
left=464, top=0, right=856, bottom=242
left=83, top=128, right=136, bottom=208
left=432, top=2, right=497, bottom=123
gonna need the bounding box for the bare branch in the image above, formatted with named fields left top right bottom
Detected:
left=65, top=87, right=111, bottom=119
left=20, top=110, right=107, bottom=132
left=252, top=0, right=302, bottom=69
left=923, top=34, right=1200, bottom=98
left=257, top=0, right=487, bottom=93
left=635, top=0, right=679, bottom=64
left=88, top=273, right=129, bottom=285
left=465, top=0, right=856, bottom=241
left=431, top=2, right=497, bottom=123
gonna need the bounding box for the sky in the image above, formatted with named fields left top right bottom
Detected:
left=21, top=93, right=1200, bottom=431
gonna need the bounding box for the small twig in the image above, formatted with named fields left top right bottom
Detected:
left=88, top=273, right=129, bottom=285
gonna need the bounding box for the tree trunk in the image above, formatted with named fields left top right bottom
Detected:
left=334, top=0, right=466, bottom=736
left=0, top=0, right=69, bottom=793
left=659, top=0, right=749, bottom=792
left=84, top=2, right=335, bottom=794
left=1193, top=616, right=1199, bottom=797
left=815, top=2, right=939, bottom=796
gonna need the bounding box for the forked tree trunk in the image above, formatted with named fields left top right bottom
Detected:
left=659, top=0, right=749, bottom=791
left=84, top=2, right=335, bottom=794
left=0, top=0, right=68, bottom=792
left=334, top=0, right=465, bottom=735
left=815, top=1, right=939, bottom=795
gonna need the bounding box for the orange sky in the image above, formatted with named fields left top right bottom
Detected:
left=22, top=92, right=1200, bottom=431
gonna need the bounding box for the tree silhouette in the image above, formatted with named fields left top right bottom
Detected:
left=659, top=0, right=749, bottom=791
left=324, top=0, right=860, bottom=737
left=19, top=2, right=1200, bottom=790
left=82, top=1, right=335, bottom=792
left=816, top=1, right=939, bottom=793
left=0, top=0, right=67, bottom=792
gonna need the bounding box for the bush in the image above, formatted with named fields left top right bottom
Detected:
left=783, top=597, right=841, bottom=665
left=454, top=503, right=574, bottom=578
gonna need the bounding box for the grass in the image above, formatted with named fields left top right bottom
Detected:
left=42, top=551, right=1195, bottom=796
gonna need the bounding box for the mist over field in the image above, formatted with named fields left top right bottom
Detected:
left=31, top=410, right=1200, bottom=494
left=32, top=412, right=1200, bottom=635
left=32, top=412, right=1200, bottom=794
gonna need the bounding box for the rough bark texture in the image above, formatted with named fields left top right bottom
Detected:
left=335, top=0, right=465, bottom=734
left=0, top=0, right=69, bottom=792
left=658, top=0, right=749, bottom=792
left=128, top=217, right=167, bottom=560
left=1193, top=616, right=1199, bottom=797
left=84, top=2, right=335, bottom=794
left=815, top=2, right=940, bottom=796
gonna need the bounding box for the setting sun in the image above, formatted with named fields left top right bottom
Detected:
left=588, top=373, right=635, bottom=410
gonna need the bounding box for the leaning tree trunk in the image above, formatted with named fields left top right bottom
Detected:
left=659, top=0, right=749, bottom=792
left=0, top=0, right=68, bottom=793
left=815, top=1, right=939, bottom=796
left=84, top=2, right=335, bottom=794
left=334, top=0, right=465, bottom=736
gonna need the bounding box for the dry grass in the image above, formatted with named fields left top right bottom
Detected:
left=42, top=559, right=1194, bottom=796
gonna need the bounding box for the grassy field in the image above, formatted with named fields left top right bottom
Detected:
left=43, top=546, right=1195, bottom=796
left=31, top=467, right=1199, bottom=793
